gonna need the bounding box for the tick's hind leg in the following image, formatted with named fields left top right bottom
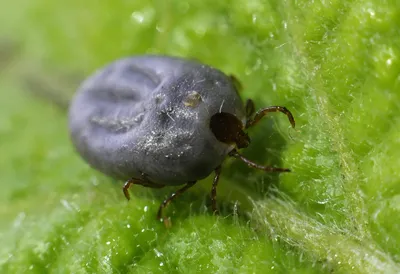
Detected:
left=157, top=181, right=197, bottom=227
left=123, top=174, right=165, bottom=200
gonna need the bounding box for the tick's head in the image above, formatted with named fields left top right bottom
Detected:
left=210, top=112, right=250, bottom=149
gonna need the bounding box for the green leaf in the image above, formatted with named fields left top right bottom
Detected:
left=1, top=0, right=400, bottom=273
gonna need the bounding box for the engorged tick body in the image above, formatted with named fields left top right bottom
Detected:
left=68, top=55, right=295, bottom=223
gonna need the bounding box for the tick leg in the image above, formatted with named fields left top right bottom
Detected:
left=123, top=176, right=165, bottom=200
left=230, top=74, right=243, bottom=92
left=157, top=181, right=197, bottom=223
left=246, top=106, right=295, bottom=129
left=211, top=166, right=222, bottom=215
left=229, top=150, right=291, bottom=172
left=245, top=99, right=255, bottom=120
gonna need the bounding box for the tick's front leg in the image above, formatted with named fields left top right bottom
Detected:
left=246, top=106, right=295, bottom=129
left=245, top=99, right=255, bottom=120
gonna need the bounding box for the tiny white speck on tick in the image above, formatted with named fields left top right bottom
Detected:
left=219, top=99, right=225, bottom=113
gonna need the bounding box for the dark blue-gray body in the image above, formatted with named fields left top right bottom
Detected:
left=68, top=56, right=246, bottom=185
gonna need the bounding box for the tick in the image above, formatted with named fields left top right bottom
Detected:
left=68, top=55, right=295, bottom=224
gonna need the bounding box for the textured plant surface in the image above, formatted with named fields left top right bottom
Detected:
left=1, top=0, right=400, bottom=273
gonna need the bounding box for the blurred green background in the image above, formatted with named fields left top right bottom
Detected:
left=1, top=0, right=400, bottom=273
